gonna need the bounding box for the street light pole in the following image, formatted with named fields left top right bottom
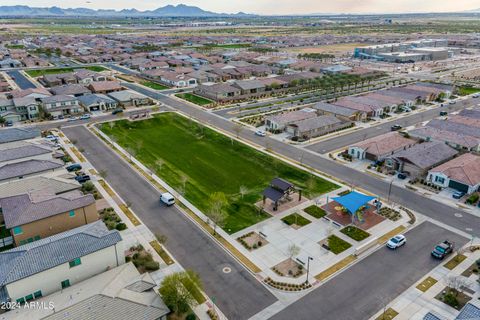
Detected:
left=387, top=179, right=394, bottom=204
left=306, top=256, right=313, bottom=284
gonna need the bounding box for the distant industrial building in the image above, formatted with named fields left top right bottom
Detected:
left=354, top=39, right=454, bottom=62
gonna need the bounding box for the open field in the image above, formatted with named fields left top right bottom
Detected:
left=140, top=80, right=169, bottom=90
left=176, top=93, right=213, bottom=106
left=25, top=66, right=108, bottom=77
left=100, top=112, right=338, bottom=233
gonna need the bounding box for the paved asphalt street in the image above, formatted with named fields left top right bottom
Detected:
left=307, top=98, right=477, bottom=153
left=112, top=86, right=480, bottom=238
left=62, top=126, right=277, bottom=320
left=272, top=221, right=468, bottom=320
left=7, top=70, right=36, bottom=90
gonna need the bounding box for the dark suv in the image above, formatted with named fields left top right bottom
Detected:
left=431, top=240, right=454, bottom=259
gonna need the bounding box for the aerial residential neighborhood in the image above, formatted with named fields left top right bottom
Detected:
left=1, top=2, right=480, bottom=320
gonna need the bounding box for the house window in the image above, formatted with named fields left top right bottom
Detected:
left=435, top=176, right=445, bottom=184
left=61, top=279, right=70, bottom=289
left=69, top=210, right=75, bottom=217
left=33, top=291, right=42, bottom=298
left=13, top=226, right=23, bottom=235
left=69, top=257, right=81, bottom=268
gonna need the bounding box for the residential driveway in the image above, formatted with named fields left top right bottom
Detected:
left=271, top=221, right=468, bottom=320
left=62, top=126, right=277, bottom=320
left=306, top=98, right=475, bottom=153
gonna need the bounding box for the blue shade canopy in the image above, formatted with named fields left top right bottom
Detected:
left=332, top=191, right=376, bottom=214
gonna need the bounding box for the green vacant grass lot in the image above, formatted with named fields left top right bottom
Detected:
left=140, top=81, right=169, bottom=90
left=176, top=93, right=213, bottom=106
left=457, top=86, right=480, bottom=96
left=26, top=66, right=108, bottom=77
left=101, top=113, right=338, bottom=233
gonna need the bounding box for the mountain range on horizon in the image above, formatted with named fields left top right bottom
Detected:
left=0, top=4, right=480, bottom=17
left=0, top=4, right=254, bottom=17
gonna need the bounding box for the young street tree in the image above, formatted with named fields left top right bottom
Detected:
left=159, top=270, right=203, bottom=316
left=233, top=123, right=243, bottom=138
left=209, top=192, right=228, bottom=235
left=239, top=185, right=248, bottom=199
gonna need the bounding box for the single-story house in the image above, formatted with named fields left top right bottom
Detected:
left=232, top=79, right=266, bottom=95
left=385, top=141, right=458, bottom=178
left=0, top=159, right=63, bottom=184
left=348, top=132, right=417, bottom=161
left=78, top=93, right=119, bottom=111
left=286, top=115, right=352, bottom=139
left=427, top=153, right=480, bottom=193
left=50, top=84, right=91, bottom=97
left=0, top=143, right=53, bottom=166
left=0, top=128, right=40, bottom=145
left=107, top=90, right=152, bottom=107
left=312, top=101, right=366, bottom=121
left=265, top=108, right=318, bottom=132
left=194, top=83, right=241, bottom=101
left=88, top=81, right=123, bottom=94
left=409, top=126, right=480, bottom=152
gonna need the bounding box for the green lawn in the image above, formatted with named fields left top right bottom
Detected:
left=281, top=213, right=311, bottom=227
left=5, top=44, right=25, bottom=49
left=457, top=86, right=480, bottom=96
left=141, top=80, right=169, bottom=90
left=340, top=226, right=370, bottom=241
left=327, top=235, right=352, bottom=254
left=303, top=205, right=327, bottom=219
left=203, top=43, right=252, bottom=49
left=25, top=65, right=108, bottom=77
left=101, top=113, right=338, bottom=233
left=176, top=93, right=213, bottom=106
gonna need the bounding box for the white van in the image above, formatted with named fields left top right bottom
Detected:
left=160, top=192, right=175, bottom=206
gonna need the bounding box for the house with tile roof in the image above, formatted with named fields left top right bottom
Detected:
left=427, top=153, right=480, bottom=194
left=0, top=189, right=97, bottom=245
left=0, top=221, right=123, bottom=305
left=348, top=132, right=417, bottom=161
left=0, top=128, right=40, bottom=145
left=0, top=159, right=64, bottom=183
left=5, top=262, right=169, bottom=320
left=385, top=141, right=457, bottom=178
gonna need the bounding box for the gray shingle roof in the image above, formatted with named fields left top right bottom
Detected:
left=0, top=128, right=40, bottom=144
left=77, top=93, right=116, bottom=107
left=0, top=221, right=121, bottom=286
left=0, top=144, right=51, bottom=163
left=312, top=102, right=358, bottom=117
left=290, top=115, right=343, bottom=132
left=427, top=119, right=480, bottom=138
left=0, top=159, right=63, bottom=181
left=0, top=190, right=95, bottom=228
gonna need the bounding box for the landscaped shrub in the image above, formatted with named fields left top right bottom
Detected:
left=340, top=226, right=370, bottom=241
left=303, top=205, right=327, bottom=219
left=99, top=208, right=127, bottom=231
left=186, top=314, right=196, bottom=320
left=443, top=292, right=459, bottom=308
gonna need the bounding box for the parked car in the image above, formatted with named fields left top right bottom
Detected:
left=74, top=175, right=91, bottom=183
left=449, top=100, right=456, bottom=105
left=386, top=234, right=406, bottom=249
left=473, top=93, right=480, bottom=98
left=45, top=135, right=58, bottom=142
left=452, top=191, right=465, bottom=199
left=112, top=108, right=123, bottom=115
left=66, top=163, right=82, bottom=172
left=391, top=124, right=402, bottom=131
left=80, top=114, right=91, bottom=120
left=439, top=111, right=448, bottom=116
left=255, top=130, right=266, bottom=137
left=67, top=116, right=79, bottom=122
left=431, top=240, right=454, bottom=259
left=397, top=172, right=408, bottom=180
left=58, top=115, right=64, bottom=120
left=5, top=121, right=13, bottom=127
left=160, top=192, right=175, bottom=206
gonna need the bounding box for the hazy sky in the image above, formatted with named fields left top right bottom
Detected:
left=4, top=0, right=480, bottom=14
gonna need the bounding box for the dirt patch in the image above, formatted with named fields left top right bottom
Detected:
left=272, top=258, right=305, bottom=278
left=237, top=231, right=269, bottom=250
left=286, top=43, right=372, bottom=54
